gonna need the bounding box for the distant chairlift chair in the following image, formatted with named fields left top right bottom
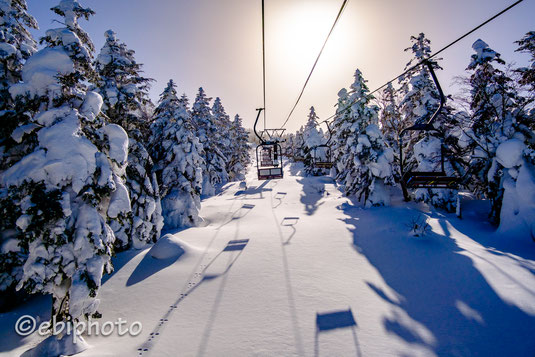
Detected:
left=399, top=60, right=459, bottom=201
left=312, top=121, right=334, bottom=170
left=254, top=108, right=285, bottom=180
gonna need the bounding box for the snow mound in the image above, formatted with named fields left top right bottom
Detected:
left=149, top=234, right=191, bottom=260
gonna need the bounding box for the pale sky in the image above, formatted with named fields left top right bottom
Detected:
left=27, top=0, right=534, bottom=132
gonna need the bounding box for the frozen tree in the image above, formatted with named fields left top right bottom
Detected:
left=515, top=31, right=535, bottom=93
left=0, top=2, right=130, bottom=346
left=335, top=69, right=395, bottom=206
left=293, top=127, right=306, bottom=161
left=0, top=0, right=38, bottom=298
left=95, top=29, right=163, bottom=249
left=283, top=132, right=296, bottom=158
left=150, top=80, right=204, bottom=229
left=302, top=106, right=326, bottom=175
left=211, top=97, right=233, bottom=173
left=514, top=31, right=535, bottom=152
left=191, top=87, right=228, bottom=196
left=331, top=87, right=352, bottom=176
left=227, top=114, right=250, bottom=180
left=378, top=83, right=401, bottom=151
left=493, top=138, right=535, bottom=239
left=0, top=0, right=38, bottom=170
left=398, top=33, right=458, bottom=211
left=466, top=39, right=523, bottom=225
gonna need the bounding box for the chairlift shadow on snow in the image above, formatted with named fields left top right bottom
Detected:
left=281, top=216, right=299, bottom=245
left=232, top=180, right=272, bottom=200
left=196, top=240, right=250, bottom=357
left=314, top=308, right=362, bottom=357
left=137, top=239, right=250, bottom=356
left=272, top=191, right=287, bottom=208
left=342, top=203, right=535, bottom=356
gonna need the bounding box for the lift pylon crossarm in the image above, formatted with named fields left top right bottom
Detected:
left=262, top=129, right=286, bottom=143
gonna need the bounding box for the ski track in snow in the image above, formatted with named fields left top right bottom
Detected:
left=2, top=158, right=535, bottom=357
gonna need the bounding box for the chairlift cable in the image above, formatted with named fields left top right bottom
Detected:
left=314, top=0, right=524, bottom=126
left=280, top=0, right=349, bottom=129
left=261, top=0, right=267, bottom=130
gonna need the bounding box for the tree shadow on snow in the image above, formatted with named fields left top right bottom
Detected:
left=341, top=203, right=535, bottom=356
left=126, top=251, right=184, bottom=286
left=297, top=176, right=330, bottom=215
left=102, top=248, right=148, bottom=285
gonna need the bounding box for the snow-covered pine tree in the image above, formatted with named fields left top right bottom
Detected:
left=515, top=31, right=535, bottom=94
left=331, top=87, right=351, bottom=176
left=293, top=127, right=306, bottom=161
left=150, top=80, right=204, bottom=229
left=0, top=0, right=129, bottom=337
left=514, top=31, right=535, bottom=151
left=284, top=133, right=295, bottom=159
left=466, top=39, right=523, bottom=225
left=398, top=33, right=458, bottom=211
left=335, top=69, right=395, bottom=206
left=0, top=0, right=38, bottom=297
left=0, top=0, right=38, bottom=171
left=211, top=97, right=233, bottom=174
left=191, top=87, right=228, bottom=196
left=95, top=29, right=163, bottom=249
left=227, top=114, right=250, bottom=181
left=378, top=83, right=402, bottom=176
left=302, top=106, right=326, bottom=175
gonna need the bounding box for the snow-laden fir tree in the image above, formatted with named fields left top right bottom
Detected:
left=211, top=97, right=233, bottom=174
left=378, top=83, right=402, bottom=178
left=514, top=31, right=535, bottom=151
left=515, top=31, right=535, bottom=94
left=0, top=1, right=131, bottom=342
left=191, top=87, right=228, bottom=196
left=293, top=127, right=306, bottom=161
left=283, top=132, right=295, bottom=158
left=331, top=87, right=351, bottom=176
left=95, top=29, right=163, bottom=249
left=0, top=0, right=38, bottom=296
left=335, top=69, right=395, bottom=206
left=150, top=80, right=204, bottom=229
left=302, top=106, right=326, bottom=176
left=466, top=39, right=524, bottom=225
left=398, top=33, right=458, bottom=211
left=0, top=0, right=38, bottom=171
left=227, top=114, right=250, bottom=181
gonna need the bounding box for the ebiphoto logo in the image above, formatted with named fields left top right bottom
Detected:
left=15, top=315, right=142, bottom=343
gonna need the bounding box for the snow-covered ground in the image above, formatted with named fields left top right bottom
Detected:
left=2, top=158, right=535, bottom=356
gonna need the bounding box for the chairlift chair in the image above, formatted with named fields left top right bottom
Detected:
left=399, top=60, right=459, bottom=201
left=254, top=108, right=285, bottom=180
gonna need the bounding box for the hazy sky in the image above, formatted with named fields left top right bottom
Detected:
left=27, top=0, right=534, bottom=132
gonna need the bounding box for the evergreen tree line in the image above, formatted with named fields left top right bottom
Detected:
left=0, top=0, right=250, bottom=322
left=291, top=32, right=535, bottom=231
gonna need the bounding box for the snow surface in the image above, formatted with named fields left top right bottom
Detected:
left=1, top=158, right=535, bottom=356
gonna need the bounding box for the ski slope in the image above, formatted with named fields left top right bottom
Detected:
left=2, top=159, right=535, bottom=357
